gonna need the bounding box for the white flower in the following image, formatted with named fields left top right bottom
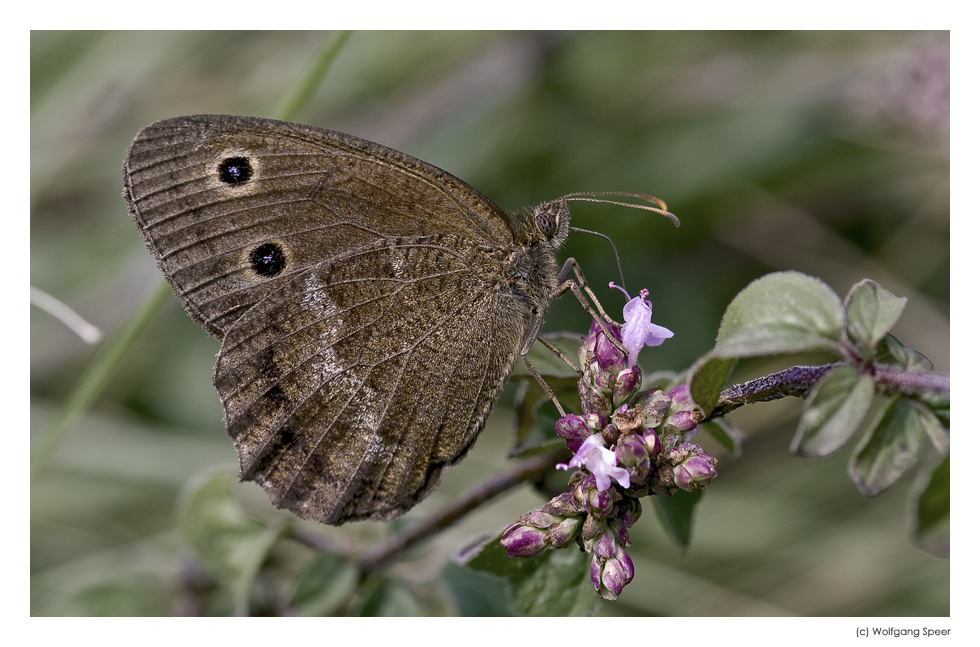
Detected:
left=612, top=284, right=674, bottom=367
left=557, top=435, right=631, bottom=491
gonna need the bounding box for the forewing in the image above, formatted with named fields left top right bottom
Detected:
left=123, top=114, right=513, bottom=337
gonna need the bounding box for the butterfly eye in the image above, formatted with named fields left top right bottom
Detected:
left=535, top=207, right=558, bottom=238
left=249, top=242, right=286, bottom=277
left=218, top=156, right=253, bottom=185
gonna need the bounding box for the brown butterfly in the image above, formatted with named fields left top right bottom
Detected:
left=123, top=115, right=672, bottom=525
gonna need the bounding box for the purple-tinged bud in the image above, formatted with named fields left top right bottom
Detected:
left=542, top=492, right=583, bottom=517
left=664, top=410, right=702, bottom=434
left=594, top=323, right=627, bottom=372
left=556, top=414, right=592, bottom=452
left=669, top=442, right=719, bottom=492
left=578, top=378, right=612, bottom=416
left=615, top=433, right=652, bottom=484
left=589, top=529, right=635, bottom=600
left=546, top=516, right=582, bottom=548
left=618, top=497, right=642, bottom=529
left=612, top=366, right=641, bottom=407
left=500, top=522, right=550, bottom=558
left=667, top=383, right=695, bottom=411
left=582, top=412, right=608, bottom=431
left=581, top=514, right=607, bottom=550
left=572, top=474, right=596, bottom=508
left=636, top=389, right=672, bottom=427
left=588, top=482, right=620, bottom=517
left=642, top=428, right=662, bottom=457
left=601, top=423, right=620, bottom=446
left=609, top=518, right=631, bottom=547
left=612, top=403, right=644, bottom=432
left=521, top=509, right=561, bottom=529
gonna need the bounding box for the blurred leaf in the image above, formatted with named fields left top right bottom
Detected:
left=848, top=397, right=925, bottom=496
left=443, top=561, right=517, bottom=616
left=351, top=576, right=423, bottom=617
left=699, top=417, right=742, bottom=456
left=882, top=334, right=934, bottom=372
left=651, top=490, right=702, bottom=552
left=688, top=356, right=734, bottom=415
left=791, top=365, right=874, bottom=458
left=909, top=400, right=949, bottom=454
left=459, top=534, right=598, bottom=616
left=289, top=552, right=359, bottom=616
left=715, top=271, right=844, bottom=357
left=61, top=580, right=167, bottom=616
left=911, top=452, right=949, bottom=558
left=844, top=279, right=907, bottom=356
left=177, top=470, right=285, bottom=615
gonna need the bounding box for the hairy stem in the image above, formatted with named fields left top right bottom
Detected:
left=712, top=362, right=949, bottom=418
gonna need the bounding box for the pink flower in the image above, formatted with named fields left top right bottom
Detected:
left=557, top=435, right=631, bottom=491
left=610, top=283, right=674, bottom=367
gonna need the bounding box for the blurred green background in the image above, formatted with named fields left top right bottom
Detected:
left=31, top=31, right=949, bottom=616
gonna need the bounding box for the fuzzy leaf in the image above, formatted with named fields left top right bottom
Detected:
left=456, top=534, right=598, bottom=616
left=700, top=417, right=743, bottom=456
left=844, top=279, right=907, bottom=355
left=715, top=271, right=844, bottom=356
left=911, top=452, right=949, bottom=558
left=791, top=365, right=874, bottom=457
left=290, top=552, right=359, bottom=616
left=652, top=489, right=702, bottom=552
left=848, top=397, right=925, bottom=496
left=177, top=470, right=284, bottom=615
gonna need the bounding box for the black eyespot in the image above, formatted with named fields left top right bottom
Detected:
left=535, top=208, right=558, bottom=238
left=218, top=156, right=253, bottom=184
left=249, top=242, right=286, bottom=277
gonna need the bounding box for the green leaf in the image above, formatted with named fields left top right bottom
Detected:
left=844, top=279, right=907, bottom=355
left=716, top=271, right=844, bottom=356
left=700, top=418, right=743, bottom=456
left=848, top=397, right=925, bottom=496
left=911, top=452, right=949, bottom=558
left=443, top=561, right=517, bottom=616
left=350, top=576, right=423, bottom=617
left=290, top=552, right=359, bottom=616
left=177, top=470, right=285, bottom=615
left=458, top=535, right=598, bottom=616
left=791, top=365, right=874, bottom=458
left=652, top=489, right=702, bottom=552
left=688, top=356, right=734, bottom=415
left=910, top=400, right=949, bottom=453
left=882, top=334, right=934, bottom=372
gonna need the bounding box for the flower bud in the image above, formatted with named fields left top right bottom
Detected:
left=612, top=366, right=641, bottom=407
left=612, top=403, right=644, bottom=433
left=500, top=523, right=550, bottom=558
left=547, top=516, right=582, bottom=548
left=615, top=433, right=652, bottom=485
left=556, top=414, right=592, bottom=452
left=601, top=423, right=620, bottom=446
left=636, top=389, right=672, bottom=427
left=589, top=529, right=635, bottom=600
left=642, top=428, right=662, bottom=457
left=668, top=442, right=719, bottom=492
left=542, top=492, right=583, bottom=517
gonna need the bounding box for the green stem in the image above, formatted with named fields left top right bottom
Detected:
left=31, top=279, right=172, bottom=476
left=275, top=30, right=352, bottom=122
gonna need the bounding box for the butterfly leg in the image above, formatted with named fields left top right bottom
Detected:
left=551, top=258, right=628, bottom=357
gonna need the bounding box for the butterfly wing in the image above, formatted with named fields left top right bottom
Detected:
left=123, top=115, right=536, bottom=523
left=123, top=114, right=514, bottom=337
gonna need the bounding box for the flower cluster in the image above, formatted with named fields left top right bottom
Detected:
left=500, top=286, right=719, bottom=600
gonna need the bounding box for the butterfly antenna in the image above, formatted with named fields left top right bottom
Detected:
left=563, top=191, right=680, bottom=291
left=562, top=191, right=681, bottom=227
